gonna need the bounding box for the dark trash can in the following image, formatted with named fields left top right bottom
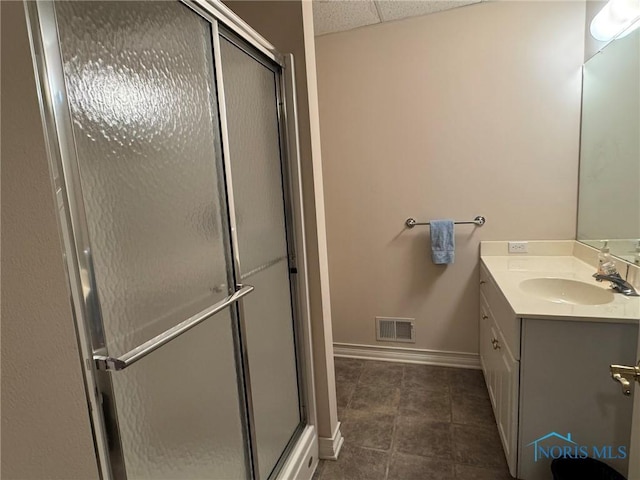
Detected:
left=551, top=458, right=626, bottom=480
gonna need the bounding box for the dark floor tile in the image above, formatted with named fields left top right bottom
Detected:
left=340, top=409, right=395, bottom=450
left=455, top=463, right=514, bottom=479
left=336, top=381, right=356, bottom=408
left=330, top=361, right=513, bottom=480
left=312, top=459, right=325, bottom=480
left=403, top=364, right=450, bottom=391
left=395, top=416, right=453, bottom=460
left=335, top=357, right=364, bottom=384
left=400, top=384, right=451, bottom=422
left=451, top=391, right=495, bottom=426
left=448, top=368, right=487, bottom=398
left=453, top=423, right=508, bottom=468
left=359, top=360, right=404, bottom=388
left=319, top=444, right=389, bottom=480
left=337, top=404, right=347, bottom=422
left=388, top=452, right=455, bottom=480
left=350, top=381, right=401, bottom=413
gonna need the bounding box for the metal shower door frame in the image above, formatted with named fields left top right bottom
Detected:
left=25, top=1, right=311, bottom=479
left=206, top=18, right=310, bottom=480
left=192, top=7, right=312, bottom=478
left=209, top=21, right=312, bottom=476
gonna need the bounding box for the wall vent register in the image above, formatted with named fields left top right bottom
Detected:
left=376, top=317, right=415, bottom=343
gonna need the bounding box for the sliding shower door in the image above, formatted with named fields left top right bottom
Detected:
left=32, top=1, right=304, bottom=479
left=219, top=35, right=303, bottom=479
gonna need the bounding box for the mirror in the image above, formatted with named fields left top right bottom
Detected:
left=577, top=29, right=640, bottom=264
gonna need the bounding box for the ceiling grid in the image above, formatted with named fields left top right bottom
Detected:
left=313, top=0, right=483, bottom=36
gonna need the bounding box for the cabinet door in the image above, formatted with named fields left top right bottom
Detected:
left=489, top=323, right=502, bottom=413
left=480, top=297, right=498, bottom=410
left=518, top=319, right=637, bottom=479
left=496, top=334, right=518, bottom=476
left=481, top=293, right=518, bottom=476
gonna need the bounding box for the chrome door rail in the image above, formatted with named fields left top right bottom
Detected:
left=26, top=1, right=117, bottom=477
left=94, top=284, right=254, bottom=371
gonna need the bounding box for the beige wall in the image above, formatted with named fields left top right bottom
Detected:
left=316, top=1, right=585, bottom=354
left=1, top=2, right=100, bottom=478
left=224, top=1, right=338, bottom=441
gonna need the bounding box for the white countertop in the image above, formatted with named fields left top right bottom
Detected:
left=481, top=254, right=640, bottom=323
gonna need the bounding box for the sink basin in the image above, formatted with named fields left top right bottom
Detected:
left=519, top=278, right=615, bottom=305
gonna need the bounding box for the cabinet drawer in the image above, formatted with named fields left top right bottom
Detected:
left=480, top=262, right=520, bottom=360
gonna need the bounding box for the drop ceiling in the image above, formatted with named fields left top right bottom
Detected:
left=313, top=0, right=483, bottom=36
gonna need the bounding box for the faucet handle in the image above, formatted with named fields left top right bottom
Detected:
left=593, top=271, right=622, bottom=281
left=594, top=272, right=640, bottom=296
left=610, top=362, right=640, bottom=396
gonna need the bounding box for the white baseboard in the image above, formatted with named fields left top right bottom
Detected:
left=276, top=425, right=318, bottom=480
left=333, top=342, right=481, bottom=369
left=318, top=422, right=344, bottom=460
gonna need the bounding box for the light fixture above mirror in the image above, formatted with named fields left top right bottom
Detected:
left=590, top=0, right=640, bottom=42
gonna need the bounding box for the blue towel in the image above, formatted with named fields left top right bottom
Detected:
left=430, top=220, right=455, bottom=265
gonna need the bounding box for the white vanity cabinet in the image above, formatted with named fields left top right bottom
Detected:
left=479, top=261, right=638, bottom=480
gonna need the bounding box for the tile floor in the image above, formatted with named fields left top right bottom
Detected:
left=312, top=358, right=513, bottom=480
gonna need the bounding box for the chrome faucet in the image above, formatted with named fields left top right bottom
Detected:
left=593, top=272, right=639, bottom=297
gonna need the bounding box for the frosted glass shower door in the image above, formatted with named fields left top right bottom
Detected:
left=53, top=2, right=250, bottom=479
left=220, top=37, right=303, bottom=479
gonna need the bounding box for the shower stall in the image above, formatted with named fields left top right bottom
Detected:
left=26, top=1, right=316, bottom=478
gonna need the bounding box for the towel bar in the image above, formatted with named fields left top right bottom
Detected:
left=405, top=216, right=486, bottom=228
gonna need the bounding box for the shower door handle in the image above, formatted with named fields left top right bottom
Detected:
left=94, top=284, right=254, bottom=371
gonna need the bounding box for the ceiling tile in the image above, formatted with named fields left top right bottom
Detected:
left=375, top=0, right=481, bottom=23
left=313, top=0, right=381, bottom=36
